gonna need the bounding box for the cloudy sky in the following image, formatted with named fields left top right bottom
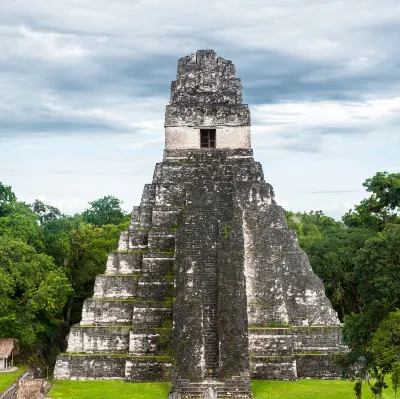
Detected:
left=1, top=0, right=399, bottom=219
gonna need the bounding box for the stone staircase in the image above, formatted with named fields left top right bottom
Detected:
left=54, top=183, right=178, bottom=381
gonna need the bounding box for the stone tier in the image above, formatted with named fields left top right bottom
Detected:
left=55, top=190, right=179, bottom=381
left=248, top=326, right=345, bottom=380
left=171, top=375, right=252, bottom=399
left=55, top=354, right=171, bottom=381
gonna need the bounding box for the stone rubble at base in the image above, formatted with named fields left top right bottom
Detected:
left=54, top=50, right=346, bottom=399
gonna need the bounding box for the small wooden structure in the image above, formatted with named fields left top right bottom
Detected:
left=0, top=338, right=19, bottom=371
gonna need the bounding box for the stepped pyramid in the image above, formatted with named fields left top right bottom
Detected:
left=54, top=50, right=345, bottom=398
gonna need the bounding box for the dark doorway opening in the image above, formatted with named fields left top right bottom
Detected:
left=200, top=129, right=216, bottom=148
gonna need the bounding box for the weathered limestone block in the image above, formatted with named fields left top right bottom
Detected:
left=129, top=206, right=140, bottom=229
left=137, top=279, right=173, bottom=301
left=148, top=231, right=175, bottom=251
left=248, top=328, right=293, bottom=356
left=250, top=356, right=297, bottom=380
left=125, top=357, right=171, bottom=381
left=55, top=355, right=126, bottom=380
left=248, top=326, right=344, bottom=379
left=105, top=252, right=143, bottom=275
left=132, top=304, right=172, bottom=329
left=154, top=183, right=184, bottom=206
left=292, top=326, right=345, bottom=354
left=296, top=354, right=341, bottom=379
left=128, top=230, right=149, bottom=249
left=142, top=257, right=174, bottom=277
left=80, top=299, right=134, bottom=326
left=241, top=192, right=339, bottom=326
left=66, top=326, right=130, bottom=353
left=53, top=356, right=71, bottom=379
left=93, top=275, right=139, bottom=299
left=151, top=206, right=181, bottom=228
left=128, top=330, right=160, bottom=355
left=117, top=231, right=129, bottom=250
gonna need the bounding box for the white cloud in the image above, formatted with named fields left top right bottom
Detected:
left=251, top=98, right=400, bottom=154
left=37, top=195, right=88, bottom=215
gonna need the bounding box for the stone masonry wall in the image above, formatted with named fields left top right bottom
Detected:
left=55, top=148, right=344, bottom=389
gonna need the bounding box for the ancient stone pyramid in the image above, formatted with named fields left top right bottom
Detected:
left=54, top=50, right=345, bottom=399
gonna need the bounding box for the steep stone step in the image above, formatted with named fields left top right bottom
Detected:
left=142, top=257, right=174, bottom=277
left=137, top=279, right=173, bottom=301
left=93, top=275, right=140, bottom=299
left=54, top=354, right=127, bottom=380
left=66, top=326, right=131, bottom=354
left=125, top=356, right=171, bottom=381
left=132, top=304, right=172, bottom=329
left=250, top=355, right=297, bottom=380
left=148, top=231, right=175, bottom=252
left=80, top=299, right=135, bottom=326
left=105, top=252, right=143, bottom=275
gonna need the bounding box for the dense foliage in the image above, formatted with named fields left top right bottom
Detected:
left=287, top=172, right=400, bottom=398
left=0, top=182, right=129, bottom=366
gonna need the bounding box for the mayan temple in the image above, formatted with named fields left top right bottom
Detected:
left=54, top=50, right=345, bottom=399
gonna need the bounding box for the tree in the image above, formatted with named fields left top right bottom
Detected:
left=392, top=362, right=400, bottom=399
left=353, top=380, right=362, bottom=399
left=0, top=236, right=73, bottom=347
left=370, top=310, right=400, bottom=374
left=0, top=182, right=17, bottom=204
left=82, top=195, right=128, bottom=226
left=343, top=224, right=400, bottom=356
left=0, top=200, right=44, bottom=252
left=343, top=172, right=400, bottom=231
left=32, top=200, right=63, bottom=225
left=286, top=210, right=373, bottom=320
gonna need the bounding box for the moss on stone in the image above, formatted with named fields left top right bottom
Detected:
left=128, top=355, right=172, bottom=363
left=98, top=274, right=142, bottom=277
left=115, top=249, right=149, bottom=254
left=87, top=298, right=138, bottom=302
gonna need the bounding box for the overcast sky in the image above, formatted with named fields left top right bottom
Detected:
left=1, top=0, right=399, bottom=220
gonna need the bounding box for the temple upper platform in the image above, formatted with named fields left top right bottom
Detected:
left=165, top=50, right=251, bottom=151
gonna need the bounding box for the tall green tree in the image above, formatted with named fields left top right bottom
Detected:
left=32, top=199, right=63, bottom=225
left=82, top=195, right=128, bottom=227
left=392, top=363, right=400, bottom=399
left=343, top=172, right=400, bottom=231
left=286, top=211, right=374, bottom=319
left=0, top=236, right=72, bottom=347
left=0, top=182, right=17, bottom=204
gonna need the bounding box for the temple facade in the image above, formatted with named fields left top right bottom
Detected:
left=54, top=50, right=345, bottom=399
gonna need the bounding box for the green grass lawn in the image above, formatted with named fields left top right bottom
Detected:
left=49, top=379, right=398, bottom=399
left=49, top=380, right=170, bottom=399
left=0, top=364, right=29, bottom=393
left=252, top=379, right=396, bottom=399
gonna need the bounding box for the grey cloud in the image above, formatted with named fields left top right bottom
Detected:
left=1, top=0, right=400, bottom=139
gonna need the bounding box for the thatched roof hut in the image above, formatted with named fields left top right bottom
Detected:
left=17, top=379, right=43, bottom=399
left=0, top=338, right=19, bottom=370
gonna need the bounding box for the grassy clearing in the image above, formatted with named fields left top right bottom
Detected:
left=252, top=379, right=396, bottom=399
left=49, top=378, right=398, bottom=399
left=0, top=364, right=28, bottom=393
left=49, top=380, right=170, bottom=399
